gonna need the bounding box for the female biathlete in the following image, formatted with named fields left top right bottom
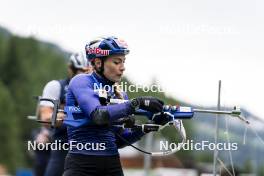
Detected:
left=63, top=36, right=167, bottom=176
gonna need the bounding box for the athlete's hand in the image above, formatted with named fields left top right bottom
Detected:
left=35, top=128, right=50, bottom=144
left=55, top=112, right=65, bottom=127
left=152, top=112, right=171, bottom=126
left=133, top=96, right=164, bottom=113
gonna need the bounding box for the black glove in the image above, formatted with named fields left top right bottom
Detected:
left=131, top=96, right=164, bottom=113
left=152, top=112, right=171, bottom=126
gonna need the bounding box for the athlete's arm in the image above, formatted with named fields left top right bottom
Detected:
left=115, top=128, right=145, bottom=149
left=114, top=93, right=145, bottom=148
left=39, top=80, right=65, bottom=127
left=69, top=75, right=135, bottom=125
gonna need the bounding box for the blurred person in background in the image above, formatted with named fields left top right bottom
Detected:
left=31, top=127, right=51, bottom=176
left=0, top=164, right=9, bottom=176
left=38, top=52, right=92, bottom=176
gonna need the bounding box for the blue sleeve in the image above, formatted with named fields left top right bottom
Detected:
left=116, top=91, right=146, bottom=148
left=115, top=128, right=145, bottom=149
left=122, top=92, right=129, bottom=100
left=69, top=75, right=135, bottom=122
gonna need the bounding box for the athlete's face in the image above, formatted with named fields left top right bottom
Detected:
left=103, top=55, right=126, bottom=82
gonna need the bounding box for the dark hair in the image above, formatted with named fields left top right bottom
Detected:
left=91, top=56, right=108, bottom=75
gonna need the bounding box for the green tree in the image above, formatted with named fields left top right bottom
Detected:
left=243, top=159, right=253, bottom=173
left=0, top=32, right=67, bottom=172
left=0, top=82, right=23, bottom=173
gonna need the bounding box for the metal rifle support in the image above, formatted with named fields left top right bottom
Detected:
left=47, top=98, right=60, bottom=128
left=193, top=107, right=249, bottom=124
left=28, top=96, right=60, bottom=128
left=39, top=98, right=60, bottom=128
